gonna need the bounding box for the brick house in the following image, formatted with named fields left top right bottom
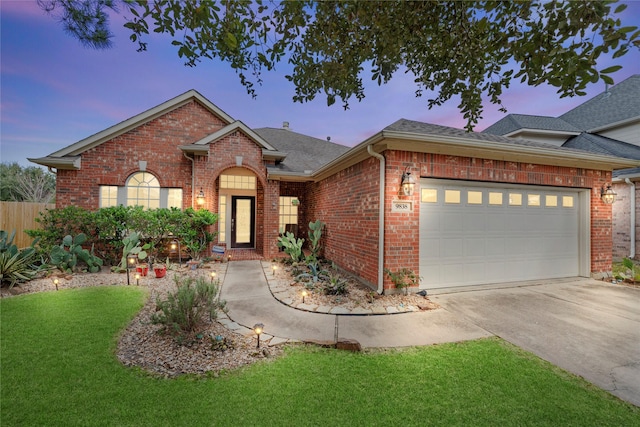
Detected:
left=30, top=90, right=638, bottom=293
left=484, top=74, right=640, bottom=261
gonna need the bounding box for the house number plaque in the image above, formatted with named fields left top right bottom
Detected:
left=391, top=200, right=413, bottom=212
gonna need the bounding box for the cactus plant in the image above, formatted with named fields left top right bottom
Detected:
left=49, top=233, right=103, bottom=273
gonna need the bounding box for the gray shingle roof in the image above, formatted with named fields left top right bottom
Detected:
left=483, top=114, right=581, bottom=135
left=560, top=74, right=640, bottom=130
left=562, top=133, right=640, bottom=160
left=254, top=127, right=350, bottom=173
left=384, top=119, right=589, bottom=153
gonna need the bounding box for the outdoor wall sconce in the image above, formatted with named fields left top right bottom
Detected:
left=601, top=184, right=617, bottom=205
left=170, top=239, right=182, bottom=266
left=253, top=323, right=264, bottom=348
left=126, top=253, right=138, bottom=286
left=196, top=188, right=205, bottom=206
left=400, top=167, right=416, bottom=197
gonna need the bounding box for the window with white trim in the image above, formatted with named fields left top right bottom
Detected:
left=279, top=196, right=299, bottom=233
left=98, top=172, right=183, bottom=209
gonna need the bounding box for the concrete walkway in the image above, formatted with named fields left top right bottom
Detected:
left=218, top=260, right=640, bottom=407
left=218, top=260, right=490, bottom=348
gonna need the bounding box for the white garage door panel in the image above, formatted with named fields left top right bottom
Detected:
left=419, top=179, right=583, bottom=289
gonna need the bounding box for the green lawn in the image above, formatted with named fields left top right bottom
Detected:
left=1, top=287, right=638, bottom=426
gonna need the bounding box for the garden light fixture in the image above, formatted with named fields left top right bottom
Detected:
left=601, top=184, right=616, bottom=205
left=272, top=264, right=277, bottom=275
left=210, top=271, right=217, bottom=283
left=53, top=278, right=59, bottom=291
left=126, top=253, right=138, bottom=286
left=301, top=289, right=308, bottom=304
left=253, top=323, right=264, bottom=348
left=400, top=167, right=416, bottom=197
left=134, top=273, right=140, bottom=286
left=196, top=188, right=205, bottom=206
left=170, top=239, right=182, bottom=266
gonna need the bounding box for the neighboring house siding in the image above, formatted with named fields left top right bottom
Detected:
left=598, top=122, right=640, bottom=146
left=55, top=101, right=228, bottom=209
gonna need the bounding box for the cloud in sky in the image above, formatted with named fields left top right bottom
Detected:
left=1, top=1, right=639, bottom=167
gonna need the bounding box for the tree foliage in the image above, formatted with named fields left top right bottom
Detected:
left=38, top=0, right=640, bottom=129
left=0, top=162, right=55, bottom=203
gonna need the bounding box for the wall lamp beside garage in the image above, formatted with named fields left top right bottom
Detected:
left=600, top=184, right=617, bottom=205
left=400, top=168, right=416, bottom=197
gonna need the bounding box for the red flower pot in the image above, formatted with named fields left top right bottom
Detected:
left=154, top=265, right=167, bottom=278
left=136, top=265, right=149, bottom=277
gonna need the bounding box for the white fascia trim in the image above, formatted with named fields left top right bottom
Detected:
left=27, top=156, right=81, bottom=170
left=266, top=169, right=313, bottom=181
left=587, top=115, right=640, bottom=133
left=503, top=129, right=581, bottom=138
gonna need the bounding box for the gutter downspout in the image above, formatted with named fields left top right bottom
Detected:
left=184, top=152, right=196, bottom=208
left=367, top=145, right=385, bottom=295
left=625, top=178, right=636, bottom=258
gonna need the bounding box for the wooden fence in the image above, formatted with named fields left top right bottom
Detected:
left=0, top=202, right=55, bottom=248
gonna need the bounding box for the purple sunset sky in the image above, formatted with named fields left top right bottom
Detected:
left=1, top=1, right=639, bottom=167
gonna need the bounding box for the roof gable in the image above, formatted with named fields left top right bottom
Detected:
left=180, top=121, right=287, bottom=161
left=29, top=90, right=235, bottom=169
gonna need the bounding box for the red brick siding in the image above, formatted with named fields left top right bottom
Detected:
left=55, top=101, right=227, bottom=209
left=308, top=150, right=614, bottom=292
left=279, top=181, right=309, bottom=240
left=306, top=158, right=382, bottom=286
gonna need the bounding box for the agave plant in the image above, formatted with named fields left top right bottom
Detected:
left=0, top=230, right=42, bottom=289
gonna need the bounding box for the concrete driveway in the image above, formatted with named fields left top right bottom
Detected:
left=431, top=278, right=640, bottom=406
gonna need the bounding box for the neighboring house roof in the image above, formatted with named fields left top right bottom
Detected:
left=482, top=75, right=640, bottom=176
left=255, top=127, right=350, bottom=175
left=560, top=74, right=640, bottom=132
left=613, top=166, right=640, bottom=180
left=563, top=133, right=640, bottom=160
left=483, top=114, right=581, bottom=136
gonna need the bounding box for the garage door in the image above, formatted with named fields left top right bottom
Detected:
left=419, top=179, right=585, bottom=289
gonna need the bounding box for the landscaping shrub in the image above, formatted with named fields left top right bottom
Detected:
left=151, top=276, right=226, bottom=341
left=175, top=208, right=218, bottom=261
left=28, top=206, right=209, bottom=268
left=26, top=205, right=95, bottom=257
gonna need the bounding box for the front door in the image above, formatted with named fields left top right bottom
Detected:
left=231, top=196, right=255, bottom=248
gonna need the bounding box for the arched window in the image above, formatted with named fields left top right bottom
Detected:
left=99, top=172, right=182, bottom=209
left=126, top=172, right=160, bottom=209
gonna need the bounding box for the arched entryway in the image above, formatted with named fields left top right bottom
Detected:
left=217, top=167, right=258, bottom=250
